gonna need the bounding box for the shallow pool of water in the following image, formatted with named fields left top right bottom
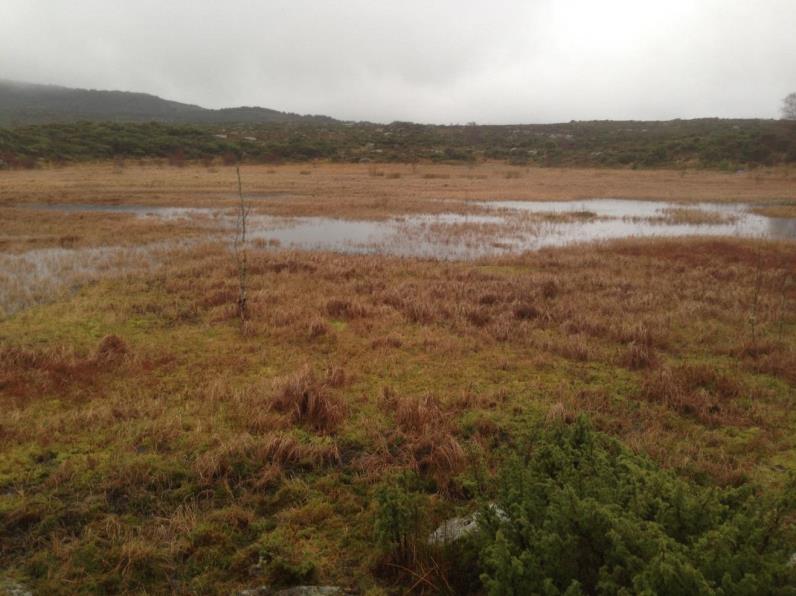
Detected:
left=480, top=198, right=743, bottom=218
left=247, top=200, right=796, bottom=258
left=20, top=203, right=217, bottom=220
left=15, top=199, right=796, bottom=259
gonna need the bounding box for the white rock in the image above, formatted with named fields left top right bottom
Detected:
left=428, top=504, right=507, bottom=546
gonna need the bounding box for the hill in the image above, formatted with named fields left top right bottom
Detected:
left=0, top=80, right=337, bottom=126
left=0, top=80, right=794, bottom=169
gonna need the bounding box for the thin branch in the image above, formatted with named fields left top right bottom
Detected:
left=235, top=165, right=248, bottom=327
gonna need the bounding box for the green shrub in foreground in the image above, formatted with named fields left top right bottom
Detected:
left=478, top=418, right=796, bottom=595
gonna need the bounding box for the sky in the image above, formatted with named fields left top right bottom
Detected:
left=1, top=0, right=795, bottom=123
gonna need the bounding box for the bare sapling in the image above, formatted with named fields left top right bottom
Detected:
left=234, top=166, right=250, bottom=327
left=749, top=253, right=763, bottom=347
left=776, top=271, right=790, bottom=342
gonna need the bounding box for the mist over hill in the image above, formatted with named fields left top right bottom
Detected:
left=0, top=80, right=337, bottom=126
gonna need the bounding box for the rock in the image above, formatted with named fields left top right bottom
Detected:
left=0, top=579, right=33, bottom=596
left=427, top=503, right=507, bottom=546
left=428, top=514, right=479, bottom=545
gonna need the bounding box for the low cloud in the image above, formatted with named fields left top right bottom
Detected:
left=1, top=0, right=794, bottom=122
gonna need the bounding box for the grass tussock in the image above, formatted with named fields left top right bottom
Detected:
left=641, top=363, right=760, bottom=427
left=270, top=365, right=347, bottom=433
left=95, top=334, right=130, bottom=364
left=0, top=335, right=133, bottom=404
left=193, top=431, right=341, bottom=487
left=325, top=297, right=368, bottom=319
left=382, top=392, right=467, bottom=490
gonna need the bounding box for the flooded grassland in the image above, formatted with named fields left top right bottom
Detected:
left=0, top=163, right=795, bottom=593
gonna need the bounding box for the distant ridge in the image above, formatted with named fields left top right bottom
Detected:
left=0, top=79, right=337, bottom=126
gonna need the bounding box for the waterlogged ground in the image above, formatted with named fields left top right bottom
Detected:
left=3, top=196, right=794, bottom=314
left=0, top=241, right=195, bottom=316
left=248, top=198, right=796, bottom=258
left=19, top=197, right=796, bottom=257
left=1, top=164, right=796, bottom=593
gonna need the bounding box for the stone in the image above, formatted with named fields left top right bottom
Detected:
left=0, top=579, right=33, bottom=596
left=427, top=503, right=507, bottom=546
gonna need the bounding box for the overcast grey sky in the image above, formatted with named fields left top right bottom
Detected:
left=1, top=0, right=795, bottom=123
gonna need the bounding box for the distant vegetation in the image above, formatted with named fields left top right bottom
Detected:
left=1, top=80, right=794, bottom=169
left=1, top=118, right=794, bottom=170
left=783, top=93, right=796, bottom=120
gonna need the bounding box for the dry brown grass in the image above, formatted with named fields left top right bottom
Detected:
left=95, top=334, right=130, bottom=364
left=0, top=335, right=135, bottom=404
left=751, top=203, right=796, bottom=218
left=325, top=297, right=369, bottom=319
left=0, top=206, right=214, bottom=253
left=0, top=226, right=796, bottom=592
left=378, top=392, right=468, bottom=490
left=640, top=363, right=762, bottom=427
left=307, top=317, right=330, bottom=338
left=1, top=178, right=794, bottom=592
left=3, top=162, right=794, bottom=224
left=193, top=431, right=340, bottom=487
left=622, top=341, right=657, bottom=370
left=270, top=365, right=347, bottom=433
left=545, top=401, right=578, bottom=424
left=654, top=207, right=739, bottom=225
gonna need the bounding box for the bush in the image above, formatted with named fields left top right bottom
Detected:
left=374, top=476, right=423, bottom=565
left=477, top=418, right=796, bottom=595
left=255, top=530, right=318, bottom=587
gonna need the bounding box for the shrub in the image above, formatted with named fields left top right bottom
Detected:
left=374, top=476, right=423, bottom=565
left=477, top=418, right=796, bottom=595
left=255, top=531, right=318, bottom=587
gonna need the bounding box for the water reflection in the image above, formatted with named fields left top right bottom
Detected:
left=20, top=203, right=217, bottom=219
left=248, top=200, right=796, bottom=259
left=17, top=199, right=796, bottom=260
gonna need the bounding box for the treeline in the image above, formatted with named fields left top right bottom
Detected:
left=1, top=118, right=794, bottom=169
